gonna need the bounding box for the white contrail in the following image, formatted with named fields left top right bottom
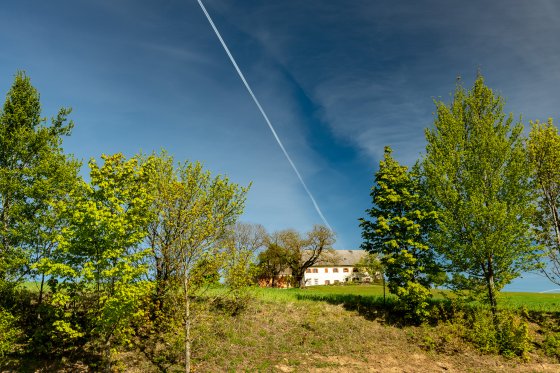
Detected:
left=539, top=288, right=560, bottom=293
left=196, top=0, right=333, bottom=232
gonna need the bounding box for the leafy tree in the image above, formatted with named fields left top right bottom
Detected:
left=360, top=146, right=440, bottom=321
left=142, top=151, right=248, bottom=373
left=423, top=75, right=538, bottom=315
left=37, top=153, right=154, bottom=365
left=256, top=242, right=288, bottom=287
left=527, top=119, right=560, bottom=285
left=355, top=252, right=384, bottom=283
left=0, top=71, right=79, bottom=295
left=271, top=225, right=336, bottom=288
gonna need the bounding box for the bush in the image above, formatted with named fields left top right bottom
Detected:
left=497, top=312, right=531, bottom=358
left=542, top=332, right=560, bottom=359
left=0, top=308, right=21, bottom=357
left=462, top=308, right=531, bottom=358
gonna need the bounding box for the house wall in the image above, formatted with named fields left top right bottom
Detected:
left=303, top=266, right=369, bottom=286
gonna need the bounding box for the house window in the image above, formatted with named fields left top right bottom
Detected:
left=333, top=268, right=339, bottom=273
left=325, top=268, right=329, bottom=273
left=306, top=269, right=311, bottom=273
left=343, top=268, right=349, bottom=273
left=353, top=267, right=358, bottom=273
left=314, top=278, right=319, bottom=285
left=312, top=268, right=318, bottom=273
left=325, top=280, right=330, bottom=285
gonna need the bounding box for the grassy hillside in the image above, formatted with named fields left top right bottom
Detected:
left=4, top=284, right=560, bottom=372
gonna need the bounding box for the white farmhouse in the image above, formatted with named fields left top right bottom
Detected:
left=303, top=250, right=374, bottom=286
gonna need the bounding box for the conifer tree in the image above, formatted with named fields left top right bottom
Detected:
left=360, top=146, right=440, bottom=321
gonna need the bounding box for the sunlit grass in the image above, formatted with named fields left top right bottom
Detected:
left=252, top=284, right=560, bottom=312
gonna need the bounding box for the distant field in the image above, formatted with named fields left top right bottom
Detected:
left=499, top=291, right=560, bottom=311
left=253, top=284, right=560, bottom=312
left=19, top=281, right=560, bottom=312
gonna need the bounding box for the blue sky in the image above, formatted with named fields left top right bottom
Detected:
left=2, top=0, right=560, bottom=291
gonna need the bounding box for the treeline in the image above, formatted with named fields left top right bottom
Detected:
left=360, top=75, right=560, bottom=354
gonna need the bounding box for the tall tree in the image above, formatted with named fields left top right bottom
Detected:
left=0, top=71, right=79, bottom=295
left=256, top=242, right=288, bottom=287
left=142, top=152, right=248, bottom=373
left=423, top=75, right=538, bottom=315
left=37, top=153, right=154, bottom=366
left=271, top=225, right=336, bottom=288
left=360, top=147, right=440, bottom=321
left=527, top=119, right=560, bottom=285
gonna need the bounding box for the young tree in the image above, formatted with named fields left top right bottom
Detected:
left=142, top=152, right=248, bottom=373
left=360, top=147, right=440, bottom=321
left=0, top=71, right=79, bottom=295
left=355, top=252, right=384, bottom=283
left=527, top=119, right=560, bottom=285
left=271, top=225, right=336, bottom=288
left=37, top=153, right=154, bottom=365
left=423, top=75, right=538, bottom=315
left=256, top=242, right=288, bottom=287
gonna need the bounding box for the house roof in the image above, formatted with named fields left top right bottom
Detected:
left=311, top=249, right=367, bottom=267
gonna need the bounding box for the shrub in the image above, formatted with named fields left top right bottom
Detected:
left=0, top=308, right=21, bottom=357
left=542, top=332, right=560, bottom=359
left=461, top=308, right=531, bottom=358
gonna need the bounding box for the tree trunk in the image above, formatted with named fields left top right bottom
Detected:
left=485, top=257, right=499, bottom=324
left=184, top=275, right=191, bottom=373
left=382, top=275, right=386, bottom=304
left=293, top=273, right=304, bottom=288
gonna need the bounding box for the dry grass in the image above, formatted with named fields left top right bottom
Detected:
left=115, top=294, right=560, bottom=372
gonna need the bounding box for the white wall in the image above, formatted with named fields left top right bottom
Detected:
left=303, top=267, right=367, bottom=286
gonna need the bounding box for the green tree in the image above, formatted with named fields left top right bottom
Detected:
left=423, top=75, right=538, bottom=315
left=527, top=119, right=560, bottom=285
left=355, top=252, right=384, bottom=283
left=0, top=71, right=79, bottom=295
left=37, top=153, right=154, bottom=365
left=271, top=225, right=336, bottom=288
left=142, top=152, right=248, bottom=373
left=360, top=147, right=440, bottom=321
left=256, top=242, right=288, bottom=287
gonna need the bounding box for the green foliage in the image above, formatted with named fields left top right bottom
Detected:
left=0, top=307, right=20, bottom=357
left=0, top=71, right=79, bottom=293
left=222, top=222, right=266, bottom=290
left=527, top=119, right=560, bottom=285
left=141, top=151, right=249, bottom=371
left=256, top=242, right=288, bottom=286
left=462, top=308, right=531, bottom=358
left=266, top=225, right=336, bottom=288
left=423, top=74, right=538, bottom=311
left=355, top=252, right=384, bottom=283
left=542, top=332, right=560, bottom=359
left=360, top=146, right=441, bottom=322
left=143, top=151, right=249, bottom=301
left=36, top=153, right=154, bottom=358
